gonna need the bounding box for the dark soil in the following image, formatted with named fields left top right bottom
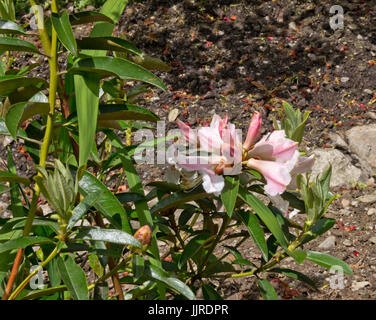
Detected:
left=1, top=0, right=376, bottom=300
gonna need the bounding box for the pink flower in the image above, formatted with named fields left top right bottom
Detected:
left=174, top=114, right=242, bottom=194
left=243, top=111, right=262, bottom=151
left=246, top=130, right=300, bottom=196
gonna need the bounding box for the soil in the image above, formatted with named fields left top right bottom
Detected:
left=1, top=0, right=376, bottom=300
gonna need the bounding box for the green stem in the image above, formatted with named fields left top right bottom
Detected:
left=9, top=245, right=60, bottom=300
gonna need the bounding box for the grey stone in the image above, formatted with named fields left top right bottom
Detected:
left=351, top=281, right=370, bottom=291
left=364, top=89, right=373, bottom=95
left=366, top=112, right=376, bottom=120
left=341, top=198, right=350, bottom=208
left=369, top=236, right=376, bottom=244
left=289, top=21, right=297, bottom=32
left=318, top=236, right=336, bottom=250
left=343, top=239, right=352, bottom=247
left=357, top=194, right=376, bottom=204
left=340, top=77, right=350, bottom=83
left=367, top=208, right=376, bottom=216
left=346, top=125, right=376, bottom=168
left=328, top=132, right=348, bottom=149
left=310, top=149, right=363, bottom=187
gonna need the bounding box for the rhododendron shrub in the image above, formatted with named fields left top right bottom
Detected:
left=0, top=0, right=351, bottom=301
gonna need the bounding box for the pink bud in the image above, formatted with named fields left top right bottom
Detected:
left=134, top=225, right=152, bottom=248
left=243, top=112, right=262, bottom=151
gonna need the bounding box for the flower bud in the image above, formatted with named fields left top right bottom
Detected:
left=134, top=225, right=152, bottom=249
left=243, top=112, right=262, bottom=151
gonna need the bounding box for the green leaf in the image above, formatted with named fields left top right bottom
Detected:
left=115, top=192, right=145, bottom=204
left=221, top=176, right=239, bottom=217
left=78, top=172, right=132, bottom=233
left=75, top=226, right=141, bottom=248
left=269, top=268, right=318, bottom=290
left=51, top=11, right=78, bottom=56
left=98, top=104, right=159, bottom=122
left=301, top=218, right=336, bottom=245
left=239, top=186, right=288, bottom=249
left=69, top=11, right=114, bottom=26
left=0, top=76, right=48, bottom=97
left=129, top=55, right=171, bottom=72
left=67, top=192, right=100, bottom=230
left=69, top=56, right=166, bottom=91
left=238, top=211, right=268, bottom=261
left=0, top=171, right=30, bottom=185
left=57, top=255, right=89, bottom=300
left=202, top=283, right=223, bottom=300
left=7, top=147, right=25, bottom=217
left=224, top=246, right=256, bottom=267
left=0, top=37, right=41, bottom=54
left=77, top=37, right=142, bottom=56
left=5, top=101, right=49, bottom=139
left=257, top=279, right=278, bottom=300
left=0, top=20, right=25, bottom=35
left=306, top=251, right=352, bottom=275
left=151, top=187, right=207, bottom=215
left=0, top=236, right=55, bottom=254
left=145, top=263, right=196, bottom=300
left=179, top=233, right=212, bottom=269
left=74, top=73, right=100, bottom=166
left=89, top=254, right=104, bottom=277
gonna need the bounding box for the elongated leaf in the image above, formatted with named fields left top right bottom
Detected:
left=77, top=37, right=141, bottom=56
left=98, top=104, right=159, bottom=122
left=224, top=246, right=256, bottom=267
left=70, top=57, right=166, bottom=91
left=239, top=186, right=306, bottom=264
left=0, top=171, right=30, bottom=185
left=151, top=187, right=207, bottom=215
left=179, top=233, right=212, bottom=269
left=115, top=192, right=145, bottom=204
left=78, top=172, right=132, bottom=233
left=269, top=268, right=318, bottom=290
left=238, top=211, right=268, bottom=261
left=67, top=193, right=100, bottom=230
left=145, top=263, right=196, bottom=300
left=57, top=255, right=89, bottom=300
left=129, top=55, right=171, bottom=71
left=0, top=76, right=48, bottom=97
left=257, top=279, right=278, bottom=300
left=75, top=73, right=100, bottom=166
left=306, top=251, right=352, bottom=275
left=301, top=218, right=336, bottom=245
left=221, top=176, right=239, bottom=217
left=69, top=11, right=114, bottom=26
left=5, top=102, right=49, bottom=139
left=7, top=147, right=25, bottom=217
left=0, top=20, right=25, bottom=35
left=202, top=283, right=223, bottom=300
left=0, top=236, right=55, bottom=254
left=51, top=11, right=78, bottom=56
left=0, top=38, right=41, bottom=54
left=75, top=226, right=141, bottom=248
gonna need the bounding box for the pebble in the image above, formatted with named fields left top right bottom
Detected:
left=343, top=239, right=352, bottom=247
left=318, top=236, right=336, bottom=250
left=369, top=236, right=376, bottom=244
left=357, top=194, right=376, bottom=204
left=289, top=21, right=297, bottom=32
left=366, top=112, right=376, bottom=120
left=367, top=208, right=376, bottom=216
left=341, top=198, right=350, bottom=208
left=364, top=89, right=373, bottom=95
left=340, top=77, right=350, bottom=83
left=351, top=281, right=370, bottom=291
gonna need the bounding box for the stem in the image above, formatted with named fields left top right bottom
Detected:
left=8, top=245, right=60, bottom=300
left=2, top=0, right=59, bottom=300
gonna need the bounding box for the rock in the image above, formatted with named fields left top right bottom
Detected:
left=364, top=89, right=373, bottom=95
left=366, top=112, right=376, bottom=120
left=341, top=198, right=350, bottom=208
left=168, top=108, right=179, bottom=122
left=340, top=77, right=350, bottom=83
left=343, top=239, right=352, bottom=247
left=310, top=149, right=363, bottom=187
left=367, top=208, right=376, bottom=216
left=328, top=132, right=348, bottom=149
left=346, top=125, right=376, bottom=168
left=318, top=236, right=336, bottom=250
left=357, top=194, right=376, bottom=204
left=289, top=21, right=298, bottom=32
left=369, top=236, right=376, bottom=244
left=351, top=281, right=370, bottom=291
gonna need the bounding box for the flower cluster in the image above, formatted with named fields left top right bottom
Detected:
left=170, top=112, right=314, bottom=197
